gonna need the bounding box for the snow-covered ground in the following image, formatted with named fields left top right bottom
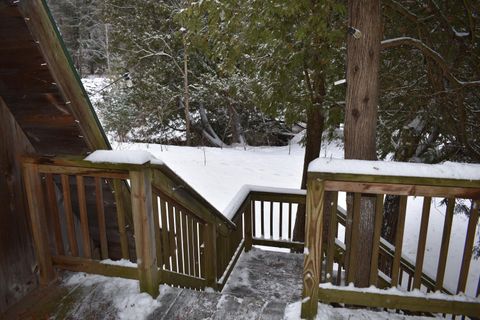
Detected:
left=106, top=137, right=479, bottom=298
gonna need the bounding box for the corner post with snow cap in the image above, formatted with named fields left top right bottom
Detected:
left=301, top=177, right=325, bottom=319
left=130, top=167, right=160, bottom=297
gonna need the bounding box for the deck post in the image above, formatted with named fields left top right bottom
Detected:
left=301, top=178, right=325, bottom=319
left=130, top=168, right=159, bottom=297
left=22, top=163, right=56, bottom=285
left=244, top=198, right=253, bottom=252
left=203, top=221, right=218, bottom=289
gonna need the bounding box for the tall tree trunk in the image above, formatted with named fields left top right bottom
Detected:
left=344, top=0, right=381, bottom=287
left=183, top=34, right=191, bottom=146
left=292, top=106, right=324, bottom=247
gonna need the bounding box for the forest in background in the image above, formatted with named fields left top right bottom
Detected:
left=47, top=0, right=479, bottom=164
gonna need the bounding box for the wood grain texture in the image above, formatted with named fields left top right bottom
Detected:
left=113, top=179, right=129, bottom=260
left=22, top=163, right=55, bottom=285
left=76, top=175, right=91, bottom=258
left=45, top=173, right=64, bottom=256
left=301, top=179, right=325, bottom=319
left=244, top=199, right=253, bottom=252
left=457, top=201, right=479, bottom=293
left=95, top=177, right=108, bottom=260
left=413, top=197, right=431, bottom=289
left=318, top=286, right=480, bottom=318
left=435, top=198, right=455, bottom=291
left=203, top=222, right=217, bottom=289
left=0, top=98, right=38, bottom=312
left=130, top=169, right=159, bottom=297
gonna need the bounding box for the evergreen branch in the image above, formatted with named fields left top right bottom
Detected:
left=381, top=37, right=480, bottom=88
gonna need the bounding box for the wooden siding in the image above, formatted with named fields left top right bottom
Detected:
left=0, top=98, right=37, bottom=313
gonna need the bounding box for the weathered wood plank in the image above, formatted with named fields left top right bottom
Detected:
left=175, top=209, right=184, bottom=274
left=288, top=202, right=292, bottom=239
left=203, top=222, right=217, bottom=289
left=317, top=286, right=480, bottom=318
left=76, top=175, right=91, bottom=259
left=52, top=255, right=138, bottom=280
left=167, top=202, right=177, bottom=272
left=391, top=195, right=407, bottom=286
left=217, top=240, right=245, bottom=291
left=130, top=169, right=159, bottom=297
left=326, top=192, right=338, bottom=283
left=160, top=269, right=206, bottom=291
left=369, top=194, right=383, bottom=286
left=457, top=201, right=479, bottom=293
left=152, top=193, right=163, bottom=269
left=113, top=179, right=130, bottom=260
left=435, top=198, right=455, bottom=291
left=260, top=201, right=265, bottom=237
left=188, top=216, right=195, bottom=276
left=347, top=193, right=361, bottom=284
left=270, top=201, right=274, bottom=239
left=45, top=173, right=64, bottom=255
left=301, top=179, right=325, bottom=319
left=159, top=198, right=170, bottom=269
left=250, top=192, right=306, bottom=204
left=252, top=238, right=304, bottom=250
left=181, top=211, right=190, bottom=275
left=244, top=200, right=253, bottom=252
left=311, top=171, right=480, bottom=189
left=60, top=174, right=78, bottom=256
left=22, top=163, right=56, bottom=285
left=413, top=197, right=431, bottom=289
left=95, top=177, right=108, bottom=260
left=279, top=202, right=283, bottom=239
left=323, top=180, right=480, bottom=199
left=192, top=219, right=200, bottom=278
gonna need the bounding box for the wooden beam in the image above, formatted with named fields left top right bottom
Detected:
left=18, top=0, right=110, bottom=150
left=52, top=255, right=138, bottom=280
left=311, top=172, right=480, bottom=189
left=22, top=163, right=55, bottom=285
left=318, top=286, right=480, bottom=318
left=203, top=222, right=218, bottom=289
left=324, top=180, right=480, bottom=199
left=130, top=169, right=159, bottom=297
left=244, top=199, right=253, bottom=252
left=301, top=178, right=325, bottom=319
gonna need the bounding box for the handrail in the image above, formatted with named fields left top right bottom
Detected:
left=302, top=158, right=480, bottom=319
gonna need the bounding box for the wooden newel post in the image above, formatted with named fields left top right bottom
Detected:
left=23, top=163, right=56, bottom=285
left=301, top=178, right=325, bottom=319
left=203, top=221, right=218, bottom=289
left=244, top=198, right=253, bottom=252
left=130, top=169, right=159, bottom=297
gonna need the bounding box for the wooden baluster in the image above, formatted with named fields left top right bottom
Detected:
left=457, top=200, right=479, bottom=294
left=76, top=176, right=91, bottom=259
left=244, top=199, right=253, bottom=252
left=413, top=197, right=431, bottom=289
left=130, top=169, right=159, bottom=297
left=23, top=163, right=56, bottom=285
left=182, top=213, right=190, bottom=275
left=326, top=191, right=338, bottom=283
left=193, top=219, right=200, bottom=277
left=252, top=200, right=256, bottom=238
left=347, top=192, right=361, bottom=284
left=61, top=174, right=78, bottom=256
left=199, top=223, right=204, bottom=278
left=152, top=193, right=163, bottom=269
left=270, top=201, right=274, bottom=239
left=369, top=194, right=384, bottom=286
left=175, top=209, right=184, bottom=274
left=261, top=201, right=265, bottom=237
left=301, top=179, right=325, bottom=319
left=203, top=222, right=217, bottom=289
left=167, top=203, right=177, bottom=272
left=288, top=202, right=292, bottom=240
left=435, top=197, right=455, bottom=291
left=159, top=198, right=170, bottom=269
left=188, top=216, right=196, bottom=276
left=391, top=195, right=407, bottom=287
left=45, top=173, right=64, bottom=256
left=113, top=179, right=129, bottom=260
left=95, top=177, right=108, bottom=259
left=279, top=202, right=283, bottom=239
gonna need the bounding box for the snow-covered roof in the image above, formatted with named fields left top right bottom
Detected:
left=308, top=158, right=480, bottom=181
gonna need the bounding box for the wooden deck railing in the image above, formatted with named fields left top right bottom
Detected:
left=21, top=155, right=307, bottom=297
left=301, top=160, right=480, bottom=319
